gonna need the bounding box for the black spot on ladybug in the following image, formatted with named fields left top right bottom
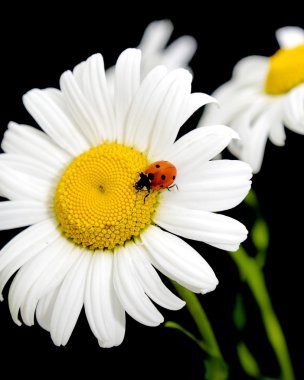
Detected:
left=156, top=164, right=160, bottom=168
left=172, top=176, right=175, bottom=180
left=148, top=173, right=154, bottom=180
left=160, top=185, right=164, bottom=188
left=161, top=174, right=166, bottom=180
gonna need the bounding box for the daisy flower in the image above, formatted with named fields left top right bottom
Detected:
left=106, top=19, right=197, bottom=90
left=137, top=19, right=197, bottom=74
left=200, top=26, right=304, bottom=173
left=0, top=48, right=251, bottom=348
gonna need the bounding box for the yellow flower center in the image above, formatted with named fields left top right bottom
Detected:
left=265, top=44, right=304, bottom=95
left=54, top=143, right=158, bottom=251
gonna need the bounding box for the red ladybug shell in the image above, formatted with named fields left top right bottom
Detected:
left=144, top=161, right=177, bottom=190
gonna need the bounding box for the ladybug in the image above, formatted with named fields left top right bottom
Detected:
left=135, top=161, right=177, bottom=199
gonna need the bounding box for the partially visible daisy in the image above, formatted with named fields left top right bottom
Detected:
left=137, top=19, right=197, bottom=74
left=0, top=48, right=251, bottom=348
left=200, top=26, right=304, bottom=173
left=106, top=19, right=197, bottom=89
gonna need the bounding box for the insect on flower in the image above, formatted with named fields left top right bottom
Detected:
left=135, top=161, right=178, bottom=200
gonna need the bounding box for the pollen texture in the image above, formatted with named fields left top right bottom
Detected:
left=54, top=143, right=158, bottom=250
left=265, top=44, right=304, bottom=95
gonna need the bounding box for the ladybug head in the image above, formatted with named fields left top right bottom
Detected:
left=134, top=172, right=151, bottom=191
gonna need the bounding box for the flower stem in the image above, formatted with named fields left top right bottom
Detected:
left=230, top=246, right=295, bottom=380
left=244, top=188, right=260, bottom=210
left=172, top=281, right=228, bottom=380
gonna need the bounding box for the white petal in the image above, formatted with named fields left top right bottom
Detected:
left=180, top=93, right=218, bottom=127
left=43, top=87, right=95, bottom=145
left=141, top=225, right=218, bottom=294
left=1, top=122, right=71, bottom=170
left=0, top=164, right=53, bottom=203
left=233, top=56, right=269, bottom=84
left=0, top=219, right=59, bottom=301
left=148, top=69, right=192, bottom=158
left=113, top=246, right=164, bottom=327
left=243, top=99, right=284, bottom=173
left=126, top=68, right=193, bottom=157
left=8, top=235, right=68, bottom=325
left=124, top=65, right=168, bottom=149
left=23, top=89, right=90, bottom=156
left=0, top=153, right=60, bottom=181
left=154, top=204, right=248, bottom=252
left=226, top=95, right=271, bottom=159
left=276, top=26, right=304, bottom=48
left=160, top=35, right=197, bottom=70
left=0, top=201, right=51, bottom=230
left=165, top=126, right=239, bottom=180
left=283, top=84, right=304, bottom=135
left=84, top=251, right=125, bottom=348
left=115, top=49, right=141, bottom=143
left=59, top=70, right=104, bottom=146
left=138, top=20, right=196, bottom=75
left=75, top=54, right=116, bottom=142
left=200, top=83, right=261, bottom=127
left=36, top=286, right=60, bottom=331
left=200, top=56, right=267, bottom=127
left=50, top=248, right=92, bottom=346
left=72, top=61, right=86, bottom=92
left=161, top=160, right=252, bottom=212
left=138, top=19, right=173, bottom=57
left=20, top=239, right=76, bottom=326
left=128, top=242, right=185, bottom=310
left=269, top=121, right=286, bottom=146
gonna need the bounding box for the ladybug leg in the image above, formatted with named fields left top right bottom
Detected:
left=167, top=183, right=179, bottom=191
left=143, top=190, right=150, bottom=204
left=143, top=182, right=152, bottom=204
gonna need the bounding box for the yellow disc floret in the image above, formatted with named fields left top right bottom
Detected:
left=265, top=44, right=304, bottom=95
left=54, top=143, right=158, bottom=250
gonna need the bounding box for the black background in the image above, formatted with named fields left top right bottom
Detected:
left=0, top=5, right=303, bottom=380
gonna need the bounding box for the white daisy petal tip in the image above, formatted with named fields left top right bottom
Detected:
left=174, top=35, right=197, bottom=57
left=204, top=124, right=240, bottom=141
left=149, top=19, right=174, bottom=37
left=201, top=277, right=219, bottom=295
left=177, top=68, right=193, bottom=82
left=117, top=48, right=142, bottom=63
left=7, top=121, right=20, bottom=130
left=196, top=93, right=219, bottom=108
left=132, top=19, right=197, bottom=79
left=22, top=89, right=37, bottom=110
left=175, top=299, right=186, bottom=309
left=276, top=26, right=304, bottom=49
left=241, top=161, right=254, bottom=180
left=232, top=55, right=269, bottom=82
left=229, top=225, right=248, bottom=252
left=138, top=19, right=174, bottom=53
left=59, top=69, right=72, bottom=88
left=98, top=340, right=116, bottom=349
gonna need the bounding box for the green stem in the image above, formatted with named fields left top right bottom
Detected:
left=230, top=247, right=295, bottom=380
left=165, top=321, right=208, bottom=351
left=172, top=281, right=222, bottom=357
left=172, top=281, right=228, bottom=380
left=244, top=189, right=260, bottom=211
